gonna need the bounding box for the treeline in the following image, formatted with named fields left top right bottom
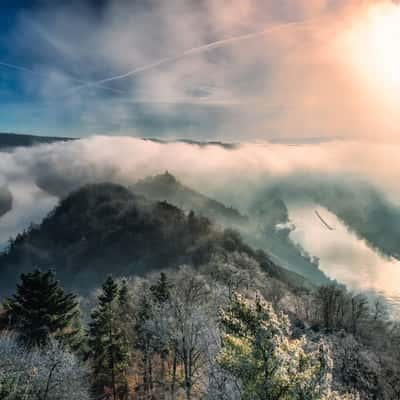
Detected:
left=0, top=262, right=352, bottom=400
left=289, top=285, right=400, bottom=398
left=0, top=183, right=251, bottom=294
left=0, top=251, right=399, bottom=399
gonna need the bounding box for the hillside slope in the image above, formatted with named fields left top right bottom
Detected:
left=0, top=187, right=12, bottom=218
left=0, top=183, right=309, bottom=294
left=131, top=173, right=329, bottom=285
left=132, top=172, right=248, bottom=226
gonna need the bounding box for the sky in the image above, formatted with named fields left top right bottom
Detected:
left=2, top=0, right=400, bottom=309
left=0, top=0, right=400, bottom=140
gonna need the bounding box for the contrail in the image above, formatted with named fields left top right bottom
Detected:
left=68, top=19, right=318, bottom=93
left=0, top=61, right=35, bottom=74
left=0, top=61, right=124, bottom=94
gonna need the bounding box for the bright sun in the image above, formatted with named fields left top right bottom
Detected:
left=342, top=2, right=400, bottom=97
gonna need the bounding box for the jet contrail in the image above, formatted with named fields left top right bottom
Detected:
left=68, top=19, right=318, bottom=94
left=0, top=61, right=124, bottom=94
left=0, top=61, right=36, bottom=74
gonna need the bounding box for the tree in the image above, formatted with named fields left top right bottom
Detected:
left=372, top=298, right=389, bottom=322
left=169, top=269, right=212, bottom=400
left=314, top=285, right=348, bottom=331
left=150, top=272, right=172, bottom=398
left=139, top=268, right=217, bottom=399
left=349, top=294, right=369, bottom=335
left=0, top=334, right=90, bottom=400
left=217, top=294, right=338, bottom=400
left=4, top=269, right=79, bottom=348
left=150, top=272, right=171, bottom=304
left=88, top=276, right=130, bottom=400
left=133, top=285, right=155, bottom=398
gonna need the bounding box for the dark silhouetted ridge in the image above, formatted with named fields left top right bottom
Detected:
left=132, top=172, right=248, bottom=226
left=0, top=132, right=72, bottom=151
left=0, top=182, right=308, bottom=294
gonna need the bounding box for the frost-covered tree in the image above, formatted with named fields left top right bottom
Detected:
left=200, top=252, right=259, bottom=300
left=0, top=334, right=90, bottom=400
left=168, top=268, right=215, bottom=400
left=217, top=294, right=343, bottom=400
left=138, top=267, right=218, bottom=399
left=4, top=269, right=80, bottom=348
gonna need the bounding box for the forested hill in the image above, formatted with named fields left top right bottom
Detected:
left=0, top=182, right=308, bottom=294
left=0, top=186, right=12, bottom=218
left=131, top=173, right=329, bottom=285
left=132, top=172, right=248, bottom=225
left=0, top=132, right=72, bottom=150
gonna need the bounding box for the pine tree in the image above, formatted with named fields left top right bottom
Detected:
left=5, top=269, right=79, bottom=348
left=150, top=273, right=172, bottom=398
left=133, top=291, right=154, bottom=398
left=88, top=276, right=130, bottom=400
left=118, top=279, right=129, bottom=308
left=150, top=272, right=171, bottom=304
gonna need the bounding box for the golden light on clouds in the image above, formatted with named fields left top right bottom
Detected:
left=340, top=2, right=400, bottom=101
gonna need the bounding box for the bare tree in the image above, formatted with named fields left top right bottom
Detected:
left=0, top=334, right=90, bottom=400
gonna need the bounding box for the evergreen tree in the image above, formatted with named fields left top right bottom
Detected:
left=133, top=290, right=155, bottom=398
left=118, top=279, right=129, bottom=308
left=4, top=269, right=79, bottom=348
left=150, top=272, right=171, bottom=304
left=88, top=276, right=130, bottom=400
left=150, top=272, right=172, bottom=398
left=117, top=279, right=133, bottom=398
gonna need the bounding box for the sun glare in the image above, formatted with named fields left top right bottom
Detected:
left=341, top=2, right=400, bottom=98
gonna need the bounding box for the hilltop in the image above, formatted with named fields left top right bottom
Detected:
left=131, top=173, right=329, bottom=285
left=0, top=182, right=308, bottom=294
left=132, top=172, right=248, bottom=226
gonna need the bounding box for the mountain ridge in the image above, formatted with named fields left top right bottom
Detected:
left=131, top=173, right=330, bottom=285
left=0, top=182, right=310, bottom=295
left=0, top=132, right=73, bottom=151
left=131, top=172, right=248, bottom=226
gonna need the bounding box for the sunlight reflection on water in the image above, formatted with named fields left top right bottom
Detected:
left=287, top=203, right=400, bottom=315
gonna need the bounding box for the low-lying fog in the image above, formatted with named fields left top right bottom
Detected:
left=288, top=204, right=400, bottom=313
left=1, top=136, right=399, bottom=311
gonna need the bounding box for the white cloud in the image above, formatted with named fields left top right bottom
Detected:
left=6, top=0, right=400, bottom=141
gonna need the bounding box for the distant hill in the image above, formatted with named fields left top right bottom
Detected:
left=131, top=173, right=329, bottom=285
left=0, top=187, right=12, bottom=218
left=253, top=180, right=400, bottom=262
left=246, top=195, right=330, bottom=285
left=132, top=172, right=248, bottom=226
left=0, top=183, right=309, bottom=294
left=144, top=137, right=237, bottom=149
left=0, top=133, right=72, bottom=150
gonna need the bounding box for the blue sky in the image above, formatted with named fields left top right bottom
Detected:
left=1, top=0, right=398, bottom=141
left=0, top=0, right=116, bottom=137
left=1, top=0, right=244, bottom=138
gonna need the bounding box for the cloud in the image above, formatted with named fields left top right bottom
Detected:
left=0, top=136, right=399, bottom=302
left=67, top=19, right=316, bottom=93
left=0, top=135, right=399, bottom=240
left=3, top=0, right=400, bottom=141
